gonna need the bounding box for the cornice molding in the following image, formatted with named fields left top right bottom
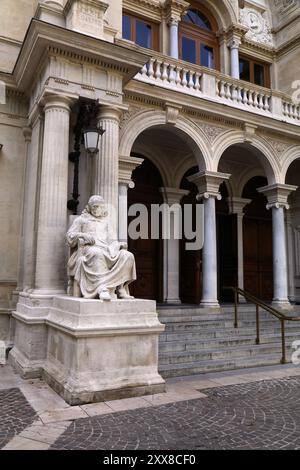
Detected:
left=11, top=19, right=150, bottom=93
left=123, top=0, right=162, bottom=22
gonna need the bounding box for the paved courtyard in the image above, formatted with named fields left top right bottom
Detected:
left=1, top=363, right=300, bottom=450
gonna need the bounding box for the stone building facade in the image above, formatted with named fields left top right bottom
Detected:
left=1, top=0, right=300, bottom=400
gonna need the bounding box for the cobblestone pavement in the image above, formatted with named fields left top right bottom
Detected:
left=2, top=364, right=300, bottom=450
left=50, top=377, right=300, bottom=450
left=0, top=388, right=37, bottom=449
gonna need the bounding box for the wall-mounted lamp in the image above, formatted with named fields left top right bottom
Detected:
left=83, top=126, right=105, bottom=154
left=67, top=101, right=105, bottom=215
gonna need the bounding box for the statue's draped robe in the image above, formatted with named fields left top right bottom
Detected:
left=67, top=212, right=136, bottom=298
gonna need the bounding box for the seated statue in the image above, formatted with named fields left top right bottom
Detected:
left=67, top=195, right=136, bottom=301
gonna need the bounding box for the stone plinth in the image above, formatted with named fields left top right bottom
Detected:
left=43, top=297, right=165, bottom=405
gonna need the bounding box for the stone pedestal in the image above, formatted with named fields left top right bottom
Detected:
left=10, top=295, right=165, bottom=405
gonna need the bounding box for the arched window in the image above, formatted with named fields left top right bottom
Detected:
left=179, top=4, right=219, bottom=70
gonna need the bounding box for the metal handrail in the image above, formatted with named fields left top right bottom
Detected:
left=225, top=287, right=300, bottom=364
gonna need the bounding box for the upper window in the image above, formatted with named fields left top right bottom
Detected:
left=239, top=56, right=270, bottom=88
left=122, top=13, right=159, bottom=50
left=179, top=5, right=219, bottom=70
left=183, top=9, right=213, bottom=31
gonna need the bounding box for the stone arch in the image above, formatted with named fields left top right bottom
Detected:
left=212, top=130, right=280, bottom=184
left=281, top=146, right=300, bottom=182
left=119, top=109, right=211, bottom=171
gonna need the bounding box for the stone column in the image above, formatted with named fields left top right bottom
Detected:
left=160, top=188, right=189, bottom=304
left=165, top=0, right=189, bottom=59
left=22, top=111, right=44, bottom=292
left=286, top=211, right=296, bottom=302
left=34, top=95, right=73, bottom=295
left=188, top=171, right=231, bottom=309
left=94, top=106, right=122, bottom=239
left=12, top=127, right=32, bottom=303
left=228, top=37, right=241, bottom=79
left=118, top=155, right=144, bottom=243
left=169, top=19, right=179, bottom=59
left=227, top=197, right=251, bottom=301
left=258, top=184, right=298, bottom=309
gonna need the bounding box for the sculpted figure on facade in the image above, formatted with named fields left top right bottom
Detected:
left=67, top=195, right=136, bottom=300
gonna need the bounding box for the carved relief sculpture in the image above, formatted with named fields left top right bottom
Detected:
left=67, top=195, right=136, bottom=300
left=240, top=7, right=273, bottom=46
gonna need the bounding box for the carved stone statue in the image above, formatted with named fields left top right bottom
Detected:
left=67, top=195, right=136, bottom=300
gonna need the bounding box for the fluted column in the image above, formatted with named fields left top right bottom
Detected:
left=160, top=187, right=189, bottom=304
left=34, top=95, right=73, bottom=294
left=12, top=127, right=32, bottom=303
left=227, top=197, right=251, bottom=301
left=94, top=106, right=121, bottom=239
left=188, top=171, right=231, bottom=309
left=258, top=184, right=298, bottom=309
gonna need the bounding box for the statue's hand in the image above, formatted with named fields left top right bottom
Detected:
left=119, top=242, right=128, bottom=250
left=78, top=234, right=95, bottom=246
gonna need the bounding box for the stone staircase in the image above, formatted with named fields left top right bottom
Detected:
left=157, top=304, right=300, bottom=378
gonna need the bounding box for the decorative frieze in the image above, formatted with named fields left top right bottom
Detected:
left=268, top=138, right=293, bottom=159
left=195, top=122, right=228, bottom=145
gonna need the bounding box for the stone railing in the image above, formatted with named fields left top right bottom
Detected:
left=282, top=98, right=300, bottom=121
left=134, top=55, right=300, bottom=126
left=135, top=55, right=203, bottom=96
left=216, top=77, right=271, bottom=113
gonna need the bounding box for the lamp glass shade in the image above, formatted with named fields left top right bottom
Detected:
left=83, top=130, right=100, bottom=153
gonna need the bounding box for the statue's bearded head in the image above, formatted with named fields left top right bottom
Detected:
left=87, top=195, right=107, bottom=218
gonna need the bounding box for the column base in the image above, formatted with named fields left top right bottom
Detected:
left=165, top=299, right=182, bottom=305
left=271, top=300, right=294, bottom=311
left=200, top=300, right=221, bottom=312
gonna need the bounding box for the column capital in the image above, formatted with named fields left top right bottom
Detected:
left=119, top=155, right=144, bottom=187
left=227, top=197, right=252, bottom=216
left=164, top=0, right=189, bottom=25
left=188, top=171, right=231, bottom=200
left=41, top=92, right=78, bottom=112
left=97, top=105, right=124, bottom=122
left=160, top=187, right=189, bottom=205
left=225, top=24, right=248, bottom=48
left=258, top=183, right=298, bottom=210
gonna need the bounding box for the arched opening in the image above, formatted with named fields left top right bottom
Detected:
left=128, top=155, right=164, bottom=301
left=242, top=176, right=273, bottom=300
left=179, top=2, right=220, bottom=69
left=124, top=122, right=207, bottom=303
left=217, top=142, right=277, bottom=302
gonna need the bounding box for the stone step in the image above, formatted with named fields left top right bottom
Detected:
left=158, top=354, right=288, bottom=378
left=159, top=342, right=293, bottom=365
left=160, top=324, right=300, bottom=343
left=161, top=318, right=300, bottom=332
left=159, top=332, right=300, bottom=353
